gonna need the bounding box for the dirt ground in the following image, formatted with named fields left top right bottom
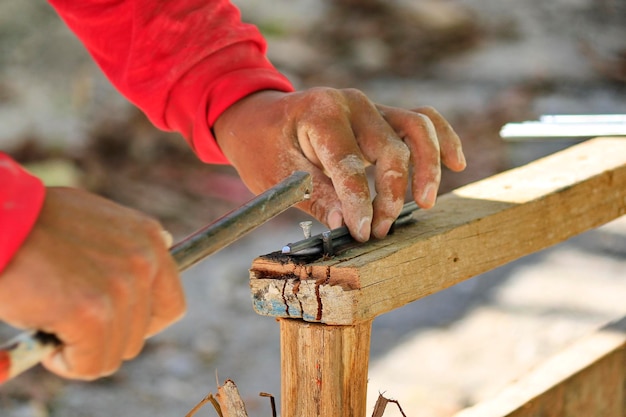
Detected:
left=0, top=0, right=625, bottom=416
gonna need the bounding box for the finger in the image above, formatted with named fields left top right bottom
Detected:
left=103, top=249, right=154, bottom=368
left=297, top=100, right=372, bottom=241
left=346, top=92, right=410, bottom=238
left=145, top=253, right=185, bottom=338
left=43, top=339, right=117, bottom=380
left=41, top=314, right=115, bottom=380
left=247, top=145, right=346, bottom=231
left=121, top=226, right=170, bottom=358
left=296, top=163, right=345, bottom=230
left=413, top=106, right=466, bottom=171
left=379, top=107, right=442, bottom=208
left=121, top=276, right=151, bottom=361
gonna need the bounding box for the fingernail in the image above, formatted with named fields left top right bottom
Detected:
left=373, top=219, right=393, bottom=239
left=50, top=352, right=71, bottom=374
left=421, top=183, right=437, bottom=208
left=160, top=230, right=173, bottom=248
left=457, top=147, right=467, bottom=167
left=356, top=217, right=372, bottom=242
left=327, top=208, right=343, bottom=229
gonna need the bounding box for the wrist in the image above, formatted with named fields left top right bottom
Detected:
left=214, top=90, right=289, bottom=151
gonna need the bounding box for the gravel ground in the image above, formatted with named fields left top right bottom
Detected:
left=0, top=1, right=625, bottom=416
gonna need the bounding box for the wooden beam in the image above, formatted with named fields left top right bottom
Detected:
left=453, top=316, right=626, bottom=417
left=279, top=319, right=372, bottom=417
left=250, top=137, right=626, bottom=325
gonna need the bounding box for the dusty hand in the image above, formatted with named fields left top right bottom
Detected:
left=0, top=188, right=185, bottom=380
left=214, top=88, right=466, bottom=241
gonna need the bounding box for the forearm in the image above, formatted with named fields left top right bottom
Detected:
left=0, top=153, right=45, bottom=272
left=47, top=0, right=294, bottom=163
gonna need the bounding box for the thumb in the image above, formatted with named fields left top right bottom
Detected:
left=297, top=169, right=344, bottom=230
left=42, top=351, right=74, bottom=379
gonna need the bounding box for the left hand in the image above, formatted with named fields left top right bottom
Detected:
left=213, top=88, right=466, bottom=242
left=0, top=187, right=185, bottom=380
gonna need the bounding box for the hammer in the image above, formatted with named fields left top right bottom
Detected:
left=0, top=171, right=312, bottom=384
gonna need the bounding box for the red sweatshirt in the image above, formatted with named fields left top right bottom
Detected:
left=0, top=0, right=294, bottom=272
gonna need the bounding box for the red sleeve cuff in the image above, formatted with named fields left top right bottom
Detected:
left=164, top=42, right=294, bottom=164
left=179, top=68, right=294, bottom=164
left=0, top=154, right=45, bottom=272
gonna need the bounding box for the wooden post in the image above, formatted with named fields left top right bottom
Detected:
left=248, top=137, right=626, bottom=416
left=279, top=319, right=373, bottom=417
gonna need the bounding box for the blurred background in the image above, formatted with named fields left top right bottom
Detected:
left=0, top=0, right=625, bottom=416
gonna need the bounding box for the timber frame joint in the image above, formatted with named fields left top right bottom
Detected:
left=248, top=137, right=626, bottom=417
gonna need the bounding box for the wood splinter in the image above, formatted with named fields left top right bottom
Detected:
left=371, top=393, right=407, bottom=417
left=185, top=379, right=249, bottom=417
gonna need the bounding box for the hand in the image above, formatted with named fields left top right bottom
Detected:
left=214, top=88, right=466, bottom=242
left=0, top=187, right=185, bottom=380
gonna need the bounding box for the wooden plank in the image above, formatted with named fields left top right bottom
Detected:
left=279, top=319, right=372, bottom=417
left=250, top=137, right=626, bottom=325
left=453, top=316, right=626, bottom=417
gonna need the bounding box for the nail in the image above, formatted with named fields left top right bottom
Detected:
left=373, top=219, right=393, bottom=239
left=322, top=231, right=334, bottom=256
left=421, top=183, right=437, bottom=208
left=49, top=352, right=71, bottom=375
left=356, top=216, right=372, bottom=242
left=457, top=147, right=467, bottom=167
left=327, top=208, right=343, bottom=229
left=299, top=221, right=313, bottom=239
left=160, top=230, right=173, bottom=248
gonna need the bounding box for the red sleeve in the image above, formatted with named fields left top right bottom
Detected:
left=0, top=153, right=46, bottom=273
left=47, top=0, right=294, bottom=164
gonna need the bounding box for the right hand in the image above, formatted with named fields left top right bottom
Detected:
left=214, top=89, right=466, bottom=242
left=0, top=187, right=185, bottom=380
